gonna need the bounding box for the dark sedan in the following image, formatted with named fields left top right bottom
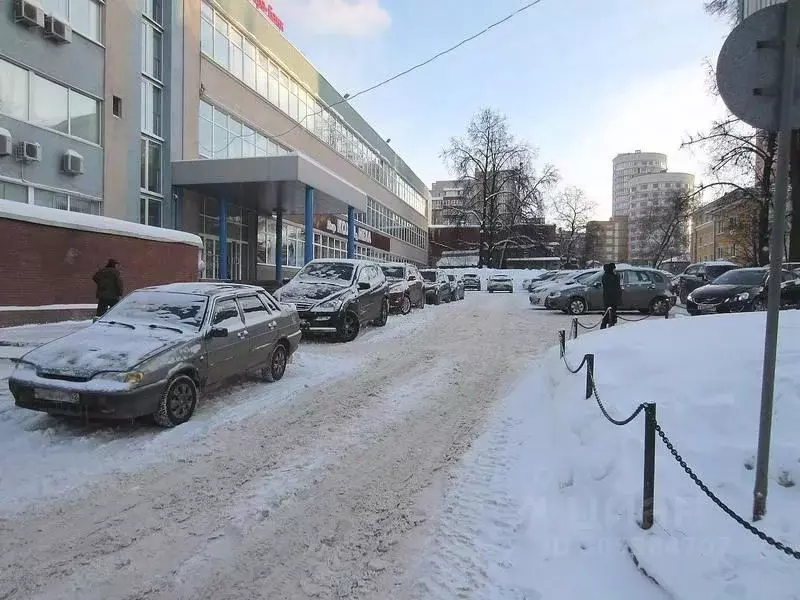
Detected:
left=686, top=267, right=800, bottom=315
left=275, top=259, right=389, bottom=342
left=8, top=283, right=301, bottom=426
left=462, top=273, right=481, bottom=291
left=380, top=262, right=425, bottom=314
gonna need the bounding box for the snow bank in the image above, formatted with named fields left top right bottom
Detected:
left=419, top=311, right=800, bottom=598
left=0, top=199, right=203, bottom=248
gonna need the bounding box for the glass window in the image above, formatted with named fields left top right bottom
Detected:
left=201, top=6, right=213, bottom=55
left=238, top=295, right=270, bottom=325
left=143, top=0, right=162, bottom=25
left=34, top=188, right=68, bottom=210
left=69, top=196, right=100, bottom=215
left=142, top=22, right=163, bottom=81
left=71, top=0, right=103, bottom=43
left=213, top=14, right=229, bottom=69
left=69, top=89, right=100, bottom=143
left=0, top=59, right=29, bottom=120
left=243, top=40, right=256, bottom=89
left=30, top=75, right=69, bottom=134
left=228, top=118, right=242, bottom=158
left=0, top=181, right=27, bottom=203
left=242, top=125, right=255, bottom=157
left=140, top=137, right=162, bottom=194
left=212, top=298, right=242, bottom=328
left=229, top=29, right=243, bottom=80
left=139, top=196, right=162, bottom=227
left=39, top=0, right=68, bottom=18
left=256, top=53, right=268, bottom=97
left=199, top=102, right=213, bottom=157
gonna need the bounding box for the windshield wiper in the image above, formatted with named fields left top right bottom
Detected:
left=102, top=320, right=135, bottom=330
left=147, top=323, right=184, bottom=334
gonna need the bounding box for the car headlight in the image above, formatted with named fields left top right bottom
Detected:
left=315, top=298, right=343, bottom=312
left=389, top=284, right=406, bottom=294
left=99, top=371, right=145, bottom=385
left=734, top=292, right=751, bottom=302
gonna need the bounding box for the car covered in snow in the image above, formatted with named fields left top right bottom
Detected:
left=380, top=262, right=425, bottom=314
left=420, top=269, right=452, bottom=304
left=529, top=269, right=599, bottom=307
left=546, top=267, right=674, bottom=316
left=8, top=283, right=301, bottom=427
left=487, top=274, right=514, bottom=293
left=461, top=272, right=481, bottom=291
left=275, top=259, right=390, bottom=342
left=686, top=267, right=800, bottom=315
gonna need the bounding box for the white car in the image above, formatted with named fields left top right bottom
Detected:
left=487, top=274, right=514, bottom=293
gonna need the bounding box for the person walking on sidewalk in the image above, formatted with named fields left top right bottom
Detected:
left=93, top=259, right=123, bottom=317
left=600, top=262, right=621, bottom=330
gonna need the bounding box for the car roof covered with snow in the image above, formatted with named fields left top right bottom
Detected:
left=305, top=258, right=379, bottom=268
left=137, top=282, right=268, bottom=297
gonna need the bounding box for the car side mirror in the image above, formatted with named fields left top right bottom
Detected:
left=207, top=327, right=229, bottom=338
left=358, top=281, right=370, bottom=291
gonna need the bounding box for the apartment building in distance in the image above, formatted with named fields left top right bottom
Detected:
left=1, top=0, right=430, bottom=284
left=584, top=216, right=629, bottom=263
left=612, top=151, right=667, bottom=218
left=430, top=179, right=472, bottom=226
left=690, top=189, right=759, bottom=265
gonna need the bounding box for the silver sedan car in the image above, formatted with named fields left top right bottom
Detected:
left=487, top=274, right=514, bottom=293
left=8, top=283, right=301, bottom=427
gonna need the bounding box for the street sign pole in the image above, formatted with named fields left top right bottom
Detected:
left=753, top=0, right=800, bottom=522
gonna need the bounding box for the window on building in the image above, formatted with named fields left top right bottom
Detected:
left=30, top=75, right=69, bottom=134
left=140, top=138, right=162, bottom=194
left=0, top=59, right=29, bottom=120
left=69, top=89, right=100, bottom=143
left=0, top=180, right=27, bottom=203
left=40, top=0, right=103, bottom=43
left=229, top=29, right=243, bottom=80
left=140, top=196, right=162, bottom=227
left=141, top=79, right=162, bottom=136
left=112, top=95, right=123, bottom=118
left=213, top=13, right=229, bottom=69
left=142, top=21, right=163, bottom=81
left=143, top=0, right=162, bottom=25
left=33, top=187, right=100, bottom=214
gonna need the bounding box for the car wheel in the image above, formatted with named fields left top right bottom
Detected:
left=154, top=374, right=198, bottom=428
left=374, top=299, right=390, bottom=327
left=567, top=297, right=587, bottom=315
left=338, top=311, right=361, bottom=342
left=264, top=342, right=288, bottom=382
left=650, top=297, right=670, bottom=316
left=399, top=294, right=412, bottom=315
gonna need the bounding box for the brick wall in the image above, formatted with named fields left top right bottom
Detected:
left=0, top=217, right=200, bottom=307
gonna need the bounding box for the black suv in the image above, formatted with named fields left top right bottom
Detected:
left=380, top=262, right=426, bottom=314
left=276, top=259, right=389, bottom=342
left=420, top=269, right=451, bottom=305
left=674, top=261, right=738, bottom=303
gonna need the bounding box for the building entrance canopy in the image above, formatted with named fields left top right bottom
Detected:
left=172, top=153, right=367, bottom=281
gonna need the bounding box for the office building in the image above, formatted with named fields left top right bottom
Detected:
left=627, top=171, right=695, bottom=263
left=612, top=151, right=667, bottom=218
left=1, top=0, right=430, bottom=283
left=430, top=179, right=473, bottom=226
left=585, top=216, right=629, bottom=264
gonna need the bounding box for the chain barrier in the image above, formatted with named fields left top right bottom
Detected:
left=654, top=423, right=800, bottom=560
left=588, top=373, right=647, bottom=427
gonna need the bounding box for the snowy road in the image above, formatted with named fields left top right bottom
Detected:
left=0, top=294, right=571, bottom=600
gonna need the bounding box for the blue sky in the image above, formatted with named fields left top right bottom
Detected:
left=270, top=0, right=732, bottom=218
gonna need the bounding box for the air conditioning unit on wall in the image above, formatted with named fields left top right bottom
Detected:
left=14, top=0, right=45, bottom=28
left=62, top=150, right=84, bottom=175
left=0, top=129, right=12, bottom=157
left=44, top=15, right=72, bottom=43
left=16, top=141, right=41, bottom=163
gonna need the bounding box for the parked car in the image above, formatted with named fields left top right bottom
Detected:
left=447, top=274, right=465, bottom=301
left=526, top=271, right=559, bottom=291
left=420, top=269, right=452, bottom=304
left=380, top=262, right=425, bottom=314
left=546, top=267, right=674, bottom=316
left=462, top=272, right=481, bottom=291
left=529, top=269, right=600, bottom=307
left=8, top=283, right=301, bottom=427
left=275, top=259, right=389, bottom=342
left=487, top=274, right=514, bottom=293
left=673, top=261, right=739, bottom=303
left=686, top=267, right=800, bottom=315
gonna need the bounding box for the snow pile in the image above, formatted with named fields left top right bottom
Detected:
left=414, top=311, right=800, bottom=599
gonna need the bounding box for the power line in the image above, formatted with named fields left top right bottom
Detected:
left=271, top=0, right=546, bottom=141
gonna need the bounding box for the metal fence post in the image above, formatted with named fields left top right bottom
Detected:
left=571, top=318, right=579, bottom=339
left=584, top=354, right=595, bottom=400
left=558, top=330, right=566, bottom=358
left=642, top=403, right=656, bottom=530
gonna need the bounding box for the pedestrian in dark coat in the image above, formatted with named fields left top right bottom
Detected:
left=93, top=259, right=123, bottom=317
left=600, top=262, right=621, bottom=330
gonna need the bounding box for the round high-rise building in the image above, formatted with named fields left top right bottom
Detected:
left=612, top=151, right=667, bottom=218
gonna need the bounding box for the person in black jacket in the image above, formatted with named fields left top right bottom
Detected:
left=600, top=262, right=622, bottom=329
left=93, top=259, right=123, bottom=316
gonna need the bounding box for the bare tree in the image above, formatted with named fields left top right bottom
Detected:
left=635, top=191, right=700, bottom=267
left=683, top=117, right=776, bottom=265
left=549, top=187, right=596, bottom=267
left=704, top=0, right=738, bottom=21
left=441, top=108, right=559, bottom=267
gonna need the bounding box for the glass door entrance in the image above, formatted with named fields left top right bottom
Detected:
left=201, top=236, right=248, bottom=280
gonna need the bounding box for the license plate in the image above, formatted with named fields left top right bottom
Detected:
left=698, top=304, right=716, bottom=313
left=35, top=388, right=80, bottom=403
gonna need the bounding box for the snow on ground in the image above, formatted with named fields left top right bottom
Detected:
left=409, top=310, right=800, bottom=599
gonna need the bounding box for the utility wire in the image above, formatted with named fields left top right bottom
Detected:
left=270, top=0, right=546, bottom=141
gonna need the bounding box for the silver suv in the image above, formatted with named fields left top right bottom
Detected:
left=545, top=267, right=674, bottom=316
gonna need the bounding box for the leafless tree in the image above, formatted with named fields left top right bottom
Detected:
left=634, top=191, right=700, bottom=267
left=683, top=117, right=777, bottom=265
left=441, top=108, right=559, bottom=267
left=549, top=187, right=596, bottom=267
left=704, top=0, right=738, bottom=21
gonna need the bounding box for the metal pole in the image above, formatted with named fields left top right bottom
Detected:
left=584, top=354, right=594, bottom=400
left=558, top=330, right=566, bottom=358
left=754, top=0, right=800, bottom=522
left=571, top=317, right=578, bottom=339
left=642, top=403, right=656, bottom=530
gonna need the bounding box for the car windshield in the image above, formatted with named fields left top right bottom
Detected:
left=421, top=271, right=437, bottom=282
left=712, top=269, right=766, bottom=286
left=381, top=266, right=405, bottom=280
left=297, top=262, right=354, bottom=285
left=100, top=291, right=209, bottom=331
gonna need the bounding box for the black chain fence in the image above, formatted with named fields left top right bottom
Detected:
left=558, top=329, right=800, bottom=559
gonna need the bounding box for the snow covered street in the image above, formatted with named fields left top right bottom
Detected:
left=0, top=293, right=573, bottom=600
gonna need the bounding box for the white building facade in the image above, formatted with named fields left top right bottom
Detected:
left=612, top=151, right=667, bottom=218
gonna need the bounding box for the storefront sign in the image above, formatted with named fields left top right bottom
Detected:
left=252, top=0, right=284, bottom=32
left=314, top=216, right=390, bottom=252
